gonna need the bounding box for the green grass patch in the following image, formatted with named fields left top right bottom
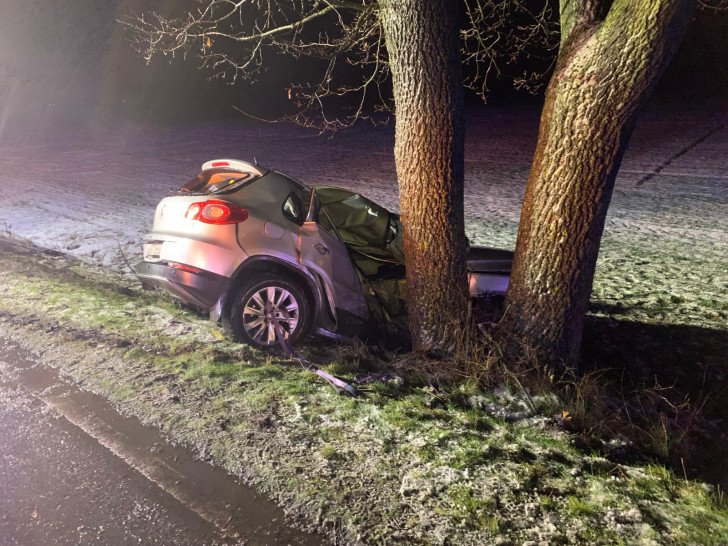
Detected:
left=444, top=484, right=498, bottom=532
left=566, top=496, right=599, bottom=517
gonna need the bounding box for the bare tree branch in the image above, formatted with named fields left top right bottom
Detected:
left=461, top=0, right=559, bottom=99
left=121, top=0, right=558, bottom=128
left=698, top=0, right=728, bottom=9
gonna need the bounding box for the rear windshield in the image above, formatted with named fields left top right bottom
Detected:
left=179, top=169, right=255, bottom=195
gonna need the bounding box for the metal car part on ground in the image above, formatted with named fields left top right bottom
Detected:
left=136, top=159, right=513, bottom=348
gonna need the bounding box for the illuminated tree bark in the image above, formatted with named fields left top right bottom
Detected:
left=502, top=0, right=697, bottom=366
left=379, top=0, right=469, bottom=350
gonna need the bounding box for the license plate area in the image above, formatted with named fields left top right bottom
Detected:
left=143, top=242, right=163, bottom=260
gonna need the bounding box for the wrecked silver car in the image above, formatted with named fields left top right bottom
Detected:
left=136, top=159, right=512, bottom=347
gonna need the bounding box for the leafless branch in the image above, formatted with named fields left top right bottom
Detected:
left=121, top=0, right=558, bottom=129
left=698, top=0, right=728, bottom=10
left=461, top=0, right=559, bottom=99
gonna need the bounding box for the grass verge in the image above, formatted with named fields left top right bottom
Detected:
left=1, top=239, right=727, bottom=544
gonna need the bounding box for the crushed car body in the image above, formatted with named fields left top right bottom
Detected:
left=136, top=159, right=513, bottom=347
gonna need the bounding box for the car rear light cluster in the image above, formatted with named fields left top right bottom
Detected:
left=170, top=262, right=203, bottom=274
left=185, top=200, right=248, bottom=224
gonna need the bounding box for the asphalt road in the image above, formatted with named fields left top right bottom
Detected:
left=0, top=337, right=321, bottom=546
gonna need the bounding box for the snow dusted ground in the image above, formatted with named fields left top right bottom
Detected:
left=0, top=105, right=726, bottom=329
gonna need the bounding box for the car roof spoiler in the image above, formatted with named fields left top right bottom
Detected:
left=201, top=159, right=264, bottom=178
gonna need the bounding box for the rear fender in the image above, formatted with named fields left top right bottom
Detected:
left=216, top=256, right=333, bottom=330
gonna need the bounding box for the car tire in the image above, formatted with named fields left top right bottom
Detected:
left=227, top=276, right=312, bottom=348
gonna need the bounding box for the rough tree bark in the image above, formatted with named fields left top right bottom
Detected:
left=379, top=0, right=469, bottom=351
left=502, top=0, right=697, bottom=366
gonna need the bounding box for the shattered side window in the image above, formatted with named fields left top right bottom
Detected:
left=308, top=186, right=404, bottom=265
left=316, top=189, right=390, bottom=248
left=282, top=192, right=303, bottom=225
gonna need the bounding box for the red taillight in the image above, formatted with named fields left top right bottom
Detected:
left=211, top=161, right=230, bottom=167
left=185, top=200, right=248, bottom=224
left=185, top=202, right=203, bottom=220
left=170, top=262, right=202, bottom=274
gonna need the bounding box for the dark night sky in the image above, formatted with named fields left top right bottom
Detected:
left=0, top=0, right=725, bottom=132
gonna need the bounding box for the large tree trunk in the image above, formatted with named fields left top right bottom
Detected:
left=502, top=0, right=696, bottom=366
left=379, top=1, right=469, bottom=351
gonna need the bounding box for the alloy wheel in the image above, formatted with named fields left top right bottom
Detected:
left=241, top=286, right=299, bottom=345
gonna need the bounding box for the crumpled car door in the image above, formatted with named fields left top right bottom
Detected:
left=298, top=198, right=369, bottom=330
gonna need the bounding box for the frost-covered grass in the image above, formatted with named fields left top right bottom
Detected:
left=1, top=240, right=727, bottom=544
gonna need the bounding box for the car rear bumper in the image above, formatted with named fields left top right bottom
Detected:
left=136, top=261, right=229, bottom=310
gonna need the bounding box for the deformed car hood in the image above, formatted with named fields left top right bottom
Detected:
left=313, top=186, right=402, bottom=261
